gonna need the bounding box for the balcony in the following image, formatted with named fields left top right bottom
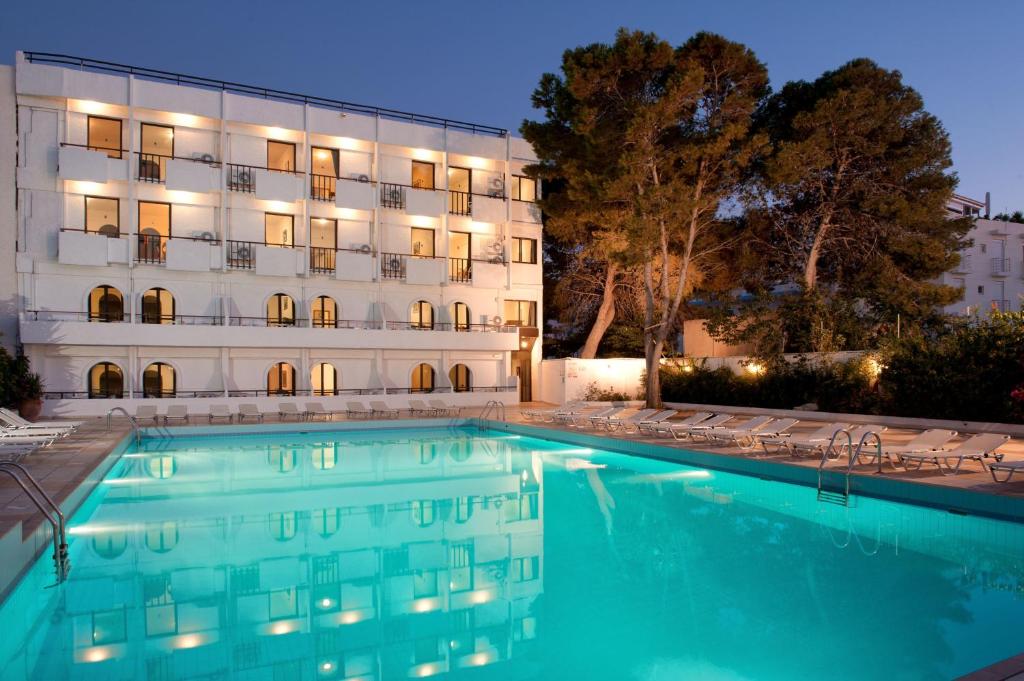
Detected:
left=226, top=163, right=304, bottom=201
left=134, top=234, right=220, bottom=269
left=991, top=299, right=1011, bottom=312
left=225, top=240, right=303, bottom=276
left=58, top=143, right=128, bottom=183
left=991, top=257, right=1011, bottom=277
left=449, top=190, right=472, bottom=217
left=58, top=229, right=129, bottom=267
left=380, top=183, right=406, bottom=210
left=136, top=233, right=167, bottom=264
left=511, top=199, right=542, bottom=224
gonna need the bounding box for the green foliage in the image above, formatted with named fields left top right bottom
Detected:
left=0, top=347, right=44, bottom=409
left=577, top=381, right=637, bottom=402
left=662, top=313, right=1024, bottom=423
left=992, top=211, right=1024, bottom=224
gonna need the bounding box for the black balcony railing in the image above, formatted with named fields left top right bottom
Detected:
left=380, top=183, right=406, bottom=209
left=226, top=240, right=256, bottom=269
left=136, top=233, right=167, bottom=264
left=310, top=246, right=336, bottom=274
left=226, top=164, right=256, bottom=193
left=311, top=174, right=336, bottom=201
left=137, top=152, right=168, bottom=182
left=381, top=252, right=407, bottom=279
left=449, top=190, right=472, bottom=216
left=449, top=258, right=472, bottom=283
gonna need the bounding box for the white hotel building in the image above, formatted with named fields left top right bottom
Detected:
left=0, top=52, right=544, bottom=415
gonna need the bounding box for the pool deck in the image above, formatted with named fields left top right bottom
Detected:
left=1, top=404, right=1024, bottom=676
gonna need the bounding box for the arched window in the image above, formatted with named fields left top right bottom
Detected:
left=312, top=445, right=338, bottom=470
left=142, top=362, right=176, bottom=398
left=145, top=521, right=179, bottom=553
left=145, top=455, right=176, bottom=479
left=89, top=362, right=123, bottom=398
left=456, top=497, right=474, bottom=523
left=451, top=302, right=470, bottom=332
left=268, top=447, right=297, bottom=473
left=311, top=295, right=337, bottom=328
left=92, top=532, right=128, bottom=559
left=410, top=301, right=434, bottom=330
left=88, top=285, right=124, bottom=322
left=411, top=363, right=435, bottom=393
left=269, top=512, right=298, bottom=542
left=449, top=364, right=471, bottom=393
left=141, top=287, right=174, bottom=324
left=313, top=508, right=341, bottom=538
left=311, top=363, right=338, bottom=396
left=267, top=293, right=295, bottom=327
left=268, top=362, right=296, bottom=396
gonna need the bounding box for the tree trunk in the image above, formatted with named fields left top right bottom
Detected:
left=579, top=262, right=618, bottom=359
left=645, top=337, right=664, bottom=408
left=803, top=214, right=832, bottom=290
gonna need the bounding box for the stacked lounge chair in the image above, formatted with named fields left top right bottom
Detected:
left=0, top=408, right=81, bottom=432
left=665, top=413, right=734, bottom=440
left=646, top=412, right=714, bottom=437
left=428, top=399, right=461, bottom=417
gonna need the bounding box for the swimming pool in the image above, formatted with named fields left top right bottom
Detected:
left=1, top=426, right=1022, bottom=680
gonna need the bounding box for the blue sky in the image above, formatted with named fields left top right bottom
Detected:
left=1, top=0, right=1021, bottom=209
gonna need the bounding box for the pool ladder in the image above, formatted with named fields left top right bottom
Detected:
left=0, top=462, right=70, bottom=583
left=816, top=428, right=884, bottom=506
left=106, top=407, right=142, bottom=444
left=478, top=400, right=506, bottom=429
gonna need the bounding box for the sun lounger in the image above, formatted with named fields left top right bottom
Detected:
left=0, top=431, right=57, bottom=447
left=603, top=409, right=659, bottom=432
left=303, top=402, right=332, bottom=421
left=760, top=422, right=850, bottom=456
left=564, top=406, right=614, bottom=427
left=369, top=401, right=399, bottom=419
left=632, top=410, right=679, bottom=434
left=704, top=415, right=782, bottom=448
left=278, top=403, right=302, bottom=421
left=853, top=428, right=958, bottom=469
left=0, top=443, right=38, bottom=459
left=668, top=413, right=737, bottom=440
left=134, top=404, right=159, bottom=424
left=428, top=399, right=461, bottom=417
left=741, top=418, right=801, bottom=449
left=586, top=406, right=628, bottom=429
left=648, top=412, right=714, bottom=437
left=0, top=424, right=69, bottom=439
left=0, top=412, right=75, bottom=434
left=208, top=404, right=233, bottom=423
left=988, top=459, right=1024, bottom=483
left=238, top=403, right=263, bottom=423
left=408, top=399, right=437, bottom=416
left=163, top=405, right=190, bottom=424
left=346, top=401, right=371, bottom=419
left=898, top=433, right=1011, bottom=475
left=522, top=401, right=585, bottom=420
left=0, top=407, right=81, bottom=431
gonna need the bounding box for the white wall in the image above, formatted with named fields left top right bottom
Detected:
left=0, top=66, right=18, bottom=351
left=539, top=358, right=646, bottom=405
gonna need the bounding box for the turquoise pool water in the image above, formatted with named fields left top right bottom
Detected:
left=1, top=427, right=1023, bottom=680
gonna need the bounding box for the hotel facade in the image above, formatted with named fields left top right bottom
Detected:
left=0, top=52, right=543, bottom=416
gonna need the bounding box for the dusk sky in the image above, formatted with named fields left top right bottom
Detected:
left=1, top=0, right=1021, bottom=209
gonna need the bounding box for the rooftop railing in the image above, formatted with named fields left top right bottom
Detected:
left=25, top=52, right=508, bottom=137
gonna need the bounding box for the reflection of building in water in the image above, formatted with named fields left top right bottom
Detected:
left=46, top=434, right=543, bottom=680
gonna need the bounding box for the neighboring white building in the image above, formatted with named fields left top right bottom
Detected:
left=3, top=52, right=544, bottom=415
left=941, top=193, right=1024, bottom=315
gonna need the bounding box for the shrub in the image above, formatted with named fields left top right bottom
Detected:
left=577, top=381, right=636, bottom=402
left=0, top=347, right=44, bottom=409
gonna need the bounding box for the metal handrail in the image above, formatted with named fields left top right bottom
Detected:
left=106, top=407, right=142, bottom=444
left=0, top=462, right=70, bottom=582
left=817, top=427, right=853, bottom=500
left=478, top=400, right=506, bottom=428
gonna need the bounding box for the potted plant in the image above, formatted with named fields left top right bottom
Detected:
left=16, top=369, right=45, bottom=421
left=0, top=348, right=45, bottom=422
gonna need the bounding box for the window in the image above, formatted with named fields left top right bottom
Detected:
left=503, top=300, right=537, bottom=327
left=144, top=521, right=179, bottom=553
left=142, top=362, right=176, bottom=398
left=311, top=147, right=339, bottom=200
left=139, top=123, right=173, bottom=182
left=146, top=456, right=176, bottom=479
left=138, top=201, right=171, bottom=264
left=978, top=285, right=985, bottom=295
left=449, top=364, right=471, bottom=393
left=456, top=497, right=473, bottom=523
left=512, top=175, right=537, bottom=202
left=448, top=232, right=471, bottom=282
left=411, top=160, right=435, bottom=189
left=411, top=363, right=435, bottom=393
left=89, top=285, right=124, bottom=322
left=269, top=588, right=298, bottom=620
left=85, top=196, right=119, bottom=237
left=448, top=166, right=471, bottom=215
left=413, top=570, right=438, bottom=598
left=267, top=140, right=296, bottom=172
left=313, top=508, right=341, bottom=538
left=269, top=511, right=298, bottom=541
left=511, top=237, right=537, bottom=264
left=449, top=543, right=474, bottom=593
left=452, top=302, right=470, bottom=331
left=268, top=362, right=296, bottom=396
left=141, top=287, right=174, bottom=324
left=512, top=556, right=539, bottom=582
left=268, top=447, right=297, bottom=473
left=92, top=532, right=128, bottom=559
left=92, top=609, right=127, bottom=645
left=312, top=445, right=338, bottom=470
left=311, top=362, right=337, bottom=396
left=412, top=500, right=436, bottom=527
left=411, top=227, right=435, bottom=258
left=981, top=243, right=987, bottom=254
left=310, top=218, right=337, bottom=273
left=311, top=295, right=337, bottom=328
left=265, top=213, right=294, bottom=247
left=267, top=293, right=295, bottom=327
left=87, top=115, right=122, bottom=158
left=89, top=362, right=124, bottom=398
left=410, top=301, right=434, bottom=330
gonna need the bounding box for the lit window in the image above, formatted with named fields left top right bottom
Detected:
left=311, top=362, right=337, bottom=395
left=85, top=196, right=119, bottom=237
left=411, top=227, right=435, bottom=257
left=452, top=302, right=470, bottom=331
left=449, top=364, right=471, bottom=393
left=410, top=301, right=434, bottom=330
left=267, top=362, right=296, bottom=396
left=88, top=362, right=123, bottom=398
left=311, top=296, right=337, bottom=329
left=139, top=123, right=173, bottom=181
left=138, top=201, right=170, bottom=264
left=512, top=175, right=537, bottom=202
left=411, top=160, right=435, bottom=189
left=87, top=116, right=122, bottom=158
left=411, top=363, right=435, bottom=392
left=511, top=237, right=537, bottom=264
left=265, top=213, right=294, bottom=247
left=267, top=140, right=296, bottom=172
left=267, top=294, right=295, bottom=327
left=503, top=300, right=537, bottom=327
left=142, top=362, right=176, bottom=398
left=88, top=285, right=124, bottom=323
left=141, top=288, right=174, bottom=325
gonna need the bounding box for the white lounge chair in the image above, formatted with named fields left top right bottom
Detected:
left=369, top=401, right=399, bottom=419
left=208, top=404, right=233, bottom=423
left=988, top=459, right=1024, bottom=483
left=667, top=413, right=736, bottom=440
left=523, top=401, right=585, bottom=420
left=278, top=403, right=302, bottom=421
left=0, top=407, right=81, bottom=431
left=564, top=406, right=614, bottom=427
left=408, top=399, right=437, bottom=416
left=346, top=401, right=371, bottom=419
left=238, top=403, right=263, bottom=423
left=853, top=429, right=958, bottom=469
left=304, top=402, right=332, bottom=421
left=705, top=416, right=785, bottom=448
left=603, top=409, right=659, bottom=432
left=135, top=405, right=159, bottom=424
left=163, top=405, right=190, bottom=424
left=585, top=406, right=628, bottom=429
left=0, top=424, right=69, bottom=439
left=0, top=431, right=57, bottom=447
left=648, top=412, right=714, bottom=437
left=428, top=399, right=460, bottom=417
left=632, top=410, right=679, bottom=434
left=0, top=412, right=75, bottom=435
left=760, top=422, right=850, bottom=456
left=899, top=433, right=1010, bottom=475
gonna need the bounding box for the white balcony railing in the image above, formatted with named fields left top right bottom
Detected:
left=991, top=257, right=1011, bottom=277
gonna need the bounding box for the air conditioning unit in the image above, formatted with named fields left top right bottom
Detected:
left=351, top=243, right=372, bottom=253
left=350, top=173, right=370, bottom=183
left=488, top=177, right=505, bottom=197
left=487, top=240, right=503, bottom=253
left=191, top=152, right=216, bottom=164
